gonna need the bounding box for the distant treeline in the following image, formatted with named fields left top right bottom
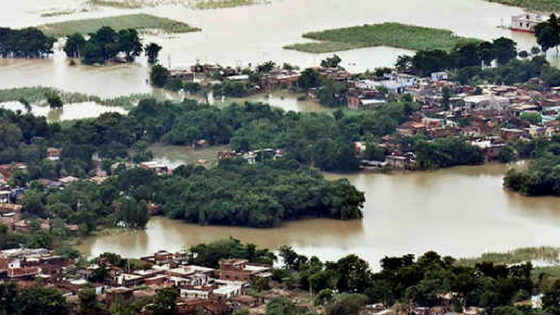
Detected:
left=0, top=27, right=55, bottom=58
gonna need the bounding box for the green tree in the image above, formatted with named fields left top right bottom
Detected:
left=364, top=141, right=385, bottom=161
left=9, top=170, right=29, bottom=188
left=16, top=286, right=69, bottom=315
left=335, top=255, right=371, bottom=292
left=411, top=50, right=450, bottom=76
left=0, top=117, right=22, bottom=149
left=0, top=281, right=19, bottom=315
left=64, top=33, right=86, bottom=58
left=314, top=289, right=335, bottom=306
left=492, top=37, right=517, bottom=65
left=55, top=246, right=81, bottom=259
left=544, top=280, right=560, bottom=315
left=266, top=297, right=298, bottom=315
left=520, top=112, right=542, bottom=124
left=297, top=68, right=321, bottom=89
left=442, top=86, right=451, bottom=110
left=535, top=14, right=560, bottom=55
left=25, top=230, right=53, bottom=249
left=145, top=42, right=162, bottom=64
left=395, top=55, right=413, bottom=73
left=541, top=65, right=560, bottom=86
left=321, top=54, right=342, bottom=68
left=47, top=94, right=63, bottom=109
left=78, top=286, right=103, bottom=315
left=116, top=197, right=149, bottom=229
left=22, top=191, right=45, bottom=217
left=498, top=146, right=517, bottom=163
left=150, top=64, right=170, bottom=88
left=257, top=61, right=276, bottom=73
left=147, top=287, right=179, bottom=315
left=279, top=245, right=299, bottom=270
left=117, top=29, right=143, bottom=62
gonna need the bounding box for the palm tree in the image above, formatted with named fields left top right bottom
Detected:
left=145, top=42, right=162, bottom=64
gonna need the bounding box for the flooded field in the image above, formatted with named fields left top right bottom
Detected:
left=0, top=0, right=547, bottom=97
left=0, top=101, right=127, bottom=121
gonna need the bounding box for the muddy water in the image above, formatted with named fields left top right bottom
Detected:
left=0, top=0, right=548, bottom=97
left=76, top=163, right=560, bottom=265
left=0, top=101, right=127, bottom=121
left=199, top=91, right=326, bottom=112
left=5, top=0, right=560, bottom=265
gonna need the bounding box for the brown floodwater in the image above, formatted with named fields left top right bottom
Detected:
left=0, top=0, right=554, bottom=98
left=76, top=162, right=560, bottom=266
left=199, top=91, right=326, bottom=113
left=5, top=0, right=560, bottom=265
left=0, top=101, right=127, bottom=121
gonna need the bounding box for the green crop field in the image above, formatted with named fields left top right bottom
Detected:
left=285, top=22, right=481, bottom=53
left=38, top=13, right=201, bottom=38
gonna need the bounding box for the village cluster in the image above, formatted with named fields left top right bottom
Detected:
left=169, top=61, right=560, bottom=171
left=2, top=246, right=539, bottom=315
left=0, top=247, right=277, bottom=315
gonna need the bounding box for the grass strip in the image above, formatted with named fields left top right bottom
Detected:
left=285, top=22, right=481, bottom=54
left=38, top=13, right=201, bottom=38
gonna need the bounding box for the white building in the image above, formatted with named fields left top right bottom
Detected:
left=463, top=94, right=510, bottom=112
left=431, top=71, right=449, bottom=81
left=511, top=13, right=545, bottom=33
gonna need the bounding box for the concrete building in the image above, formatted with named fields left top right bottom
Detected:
left=511, top=13, right=545, bottom=33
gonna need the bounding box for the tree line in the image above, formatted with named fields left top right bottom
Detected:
left=396, top=37, right=518, bottom=77
left=0, top=27, right=55, bottom=58
left=0, top=96, right=486, bottom=182
left=63, top=26, right=156, bottom=65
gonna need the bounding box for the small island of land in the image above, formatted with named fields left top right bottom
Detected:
left=284, top=22, right=481, bottom=54
left=38, top=13, right=201, bottom=38
left=483, top=0, right=560, bottom=12
left=86, top=0, right=267, bottom=10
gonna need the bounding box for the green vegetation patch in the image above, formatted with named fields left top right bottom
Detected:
left=86, top=0, right=264, bottom=10
left=87, top=0, right=144, bottom=9
left=457, top=246, right=560, bottom=267
left=484, top=0, right=560, bottom=12
left=38, top=13, right=201, bottom=38
left=284, top=22, right=481, bottom=53
left=195, top=0, right=256, bottom=9
left=0, top=87, right=153, bottom=110
left=285, top=41, right=369, bottom=54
